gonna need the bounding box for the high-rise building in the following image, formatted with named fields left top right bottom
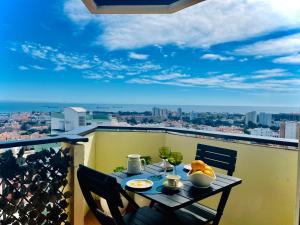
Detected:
left=245, top=111, right=257, bottom=124
left=258, top=112, right=272, bottom=126
left=280, top=121, right=300, bottom=139
left=190, top=111, right=198, bottom=120
left=160, top=108, right=169, bottom=119
left=177, top=108, right=182, bottom=118
left=152, top=107, right=160, bottom=117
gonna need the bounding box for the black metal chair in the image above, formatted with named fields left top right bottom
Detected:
left=175, top=144, right=237, bottom=225
left=78, top=164, right=204, bottom=225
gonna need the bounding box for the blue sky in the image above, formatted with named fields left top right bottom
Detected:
left=1, top=0, right=300, bottom=106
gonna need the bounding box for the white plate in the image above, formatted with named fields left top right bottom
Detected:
left=126, top=179, right=153, bottom=189
left=163, top=180, right=183, bottom=191
left=184, top=164, right=192, bottom=171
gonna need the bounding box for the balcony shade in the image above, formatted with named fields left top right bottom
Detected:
left=82, top=0, right=205, bottom=14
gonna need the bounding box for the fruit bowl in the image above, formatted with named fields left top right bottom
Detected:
left=188, top=170, right=216, bottom=188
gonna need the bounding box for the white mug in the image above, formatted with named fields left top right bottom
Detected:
left=127, top=154, right=146, bottom=174
left=166, top=174, right=181, bottom=187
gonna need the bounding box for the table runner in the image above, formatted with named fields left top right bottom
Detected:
left=120, top=164, right=189, bottom=194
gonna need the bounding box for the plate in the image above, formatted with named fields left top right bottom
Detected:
left=126, top=179, right=153, bottom=189
left=163, top=180, right=183, bottom=191
left=183, top=164, right=192, bottom=172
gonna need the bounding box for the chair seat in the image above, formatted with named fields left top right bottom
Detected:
left=125, top=206, right=212, bottom=225
left=124, top=207, right=172, bottom=225
left=175, top=203, right=217, bottom=224
left=151, top=203, right=216, bottom=225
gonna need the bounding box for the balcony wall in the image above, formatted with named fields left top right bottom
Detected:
left=80, top=130, right=298, bottom=225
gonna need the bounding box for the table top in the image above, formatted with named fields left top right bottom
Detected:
left=111, top=163, right=242, bottom=210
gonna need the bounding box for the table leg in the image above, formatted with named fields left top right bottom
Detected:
left=149, top=200, right=156, bottom=207
left=212, top=188, right=232, bottom=225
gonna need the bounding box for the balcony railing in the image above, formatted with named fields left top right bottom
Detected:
left=67, top=125, right=298, bottom=148
left=0, top=125, right=299, bottom=225
left=0, top=134, right=88, bottom=225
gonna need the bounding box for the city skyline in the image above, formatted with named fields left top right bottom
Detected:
left=1, top=0, right=300, bottom=106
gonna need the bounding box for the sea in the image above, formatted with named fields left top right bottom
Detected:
left=0, top=101, right=299, bottom=114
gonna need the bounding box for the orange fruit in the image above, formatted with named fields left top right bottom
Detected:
left=191, top=160, right=206, bottom=171
left=204, top=165, right=213, bottom=172
left=204, top=169, right=214, bottom=177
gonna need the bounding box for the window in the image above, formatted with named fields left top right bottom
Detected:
left=79, top=116, right=86, bottom=126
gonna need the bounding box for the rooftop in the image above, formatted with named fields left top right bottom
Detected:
left=66, top=107, right=87, bottom=113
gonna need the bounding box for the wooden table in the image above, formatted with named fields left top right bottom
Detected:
left=111, top=163, right=242, bottom=211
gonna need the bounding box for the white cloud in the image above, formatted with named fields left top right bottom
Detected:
left=72, top=63, right=92, bottom=69
left=31, top=65, right=45, bottom=70
left=128, top=52, right=149, bottom=60
left=239, top=58, right=248, bottom=62
left=18, top=66, right=29, bottom=71
left=82, top=74, right=102, bottom=80
left=18, top=42, right=94, bottom=71
left=65, top=0, right=300, bottom=50
left=151, top=73, right=189, bottom=81
left=201, top=54, right=234, bottom=61
left=116, top=75, right=125, bottom=79
left=14, top=42, right=162, bottom=82
left=18, top=65, right=45, bottom=71
left=127, top=78, right=159, bottom=85
left=273, top=54, right=300, bottom=64
left=128, top=71, right=300, bottom=93
left=234, top=33, right=300, bottom=56
left=21, top=43, right=57, bottom=59
left=54, top=65, right=66, bottom=71
left=251, top=68, right=289, bottom=79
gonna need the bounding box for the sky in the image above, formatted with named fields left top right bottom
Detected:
left=1, top=0, right=300, bottom=107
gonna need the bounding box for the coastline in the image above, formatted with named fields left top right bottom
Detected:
left=0, top=101, right=299, bottom=114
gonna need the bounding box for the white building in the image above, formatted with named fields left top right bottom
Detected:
left=51, top=107, right=113, bottom=134
left=51, top=112, right=65, bottom=133
left=280, top=121, right=299, bottom=139
left=64, top=107, right=87, bottom=131
left=258, top=112, right=272, bottom=126
left=245, top=111, right=257, bottom=124
left=249, top=128, right=278, bottom=138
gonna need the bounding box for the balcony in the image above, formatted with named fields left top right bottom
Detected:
left=0, top=125, right=298, bottom=225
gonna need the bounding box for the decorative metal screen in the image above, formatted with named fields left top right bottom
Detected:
left=0, top=147, right=72, bottom=225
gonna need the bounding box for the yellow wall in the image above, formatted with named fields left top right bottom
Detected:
left=82, top=131, right=297, bottom=225
left=82, top=132, right=96, bottom=168
left=165, top=133, right=298, bottom=225
left=94, top=131, right=165, bottom=173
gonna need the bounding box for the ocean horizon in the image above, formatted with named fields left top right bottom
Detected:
left=0, top=101, right=299, bottom=114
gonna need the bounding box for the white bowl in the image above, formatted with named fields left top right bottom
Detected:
left=188, top=171, right=216, bottom=188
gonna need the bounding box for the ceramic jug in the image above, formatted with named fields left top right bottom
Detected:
left=127, top=154, right=145, bottom=174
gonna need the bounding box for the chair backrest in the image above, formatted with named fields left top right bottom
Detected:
left=195, top=144, right=237, bottom=176
left=77, top=164, right=125, bottom=225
